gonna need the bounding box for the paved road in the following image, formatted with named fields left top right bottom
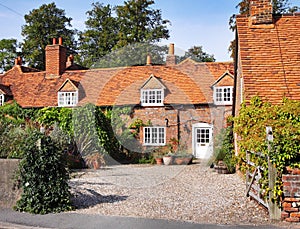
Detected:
left=0, top=208, right=289, bottom=229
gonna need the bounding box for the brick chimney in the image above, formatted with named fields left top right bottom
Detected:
left=166, top=43, right=176, bottom=66
left=14, top=56, right=22, bottom=66
left=250, top=0, right=273, bottom=25
left=45, top=37, right=67, bottom=77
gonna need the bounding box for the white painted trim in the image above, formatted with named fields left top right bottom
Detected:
left=192, top=123, right=213, bottom=159
left=143, top=126, right=166, bottom=146
left=213, top=86, right=233, bottom=106
left=57, top=91, right=78, bottom=107
left=140, top=89, right=164, bottom=107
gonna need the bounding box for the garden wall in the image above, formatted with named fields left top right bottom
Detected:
left=0, top=159, right=21, bottom=208
left=281, top=168, right=300, bottom=222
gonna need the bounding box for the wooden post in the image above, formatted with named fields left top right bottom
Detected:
left=266, top=126, right=281, bottom=220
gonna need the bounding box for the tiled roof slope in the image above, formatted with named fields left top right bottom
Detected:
left=236, top=14, right=300, bottom=103
left=175, top=59, right=234, bottom=103
left=0, top=60, right=233, bottom=108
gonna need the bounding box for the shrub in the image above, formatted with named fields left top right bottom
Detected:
left=234, top=97, right=300, bottom=203
left=14, top=130, right=73, bottom=214
left=213, top=126, right=236, bottom=173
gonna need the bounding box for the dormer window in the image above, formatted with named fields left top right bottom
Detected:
left=211, top=71, right=234, bottom=106
left=141, top=89, right=164, bottom=106
left=213, top=86, right=233, bottom=105
left=140, top=74, right=166, bottom=107
left=57, top=79, right=79, bottom=107
left=58, top=91, right=78, bottom=107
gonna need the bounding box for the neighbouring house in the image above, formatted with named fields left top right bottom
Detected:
left=234, top=0, right=300, bottom=113
left=0, top=38, right=233, bottom=159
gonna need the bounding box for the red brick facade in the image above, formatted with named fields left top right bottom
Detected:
left=0, top=40, right=234, bottom=158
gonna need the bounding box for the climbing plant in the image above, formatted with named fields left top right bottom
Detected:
left=234, top=96, right=300, bottom=203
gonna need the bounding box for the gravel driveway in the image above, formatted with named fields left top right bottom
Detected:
left=69, top=162, right=272, bottom=226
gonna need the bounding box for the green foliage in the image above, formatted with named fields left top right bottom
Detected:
left=0, top=101, right=37, bottom=122
left=73, top=104, right=122, bottom=161
left=115, top=0, right=170, bottom=47
left=77, top=0, right=170, bottom=67
left=0, top=102, right=39, bottom=158
left=21, top=2, right=76, bottom=70
left=213, top=126, right=236, bottom=173
left=178, top=45, right=215, bottom=63
left=92, top=42, right=168, bottom=68
left=37, top=107, right=73, bottom=135
left=0, top=38, right=19, bottom=73
left=14, top=131, right=73, bottom=214
left=77, top=3, right=118, bottom=68
left=234, top=96, right=300, bottom=202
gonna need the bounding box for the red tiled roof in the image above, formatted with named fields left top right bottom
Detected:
left=236, top=14, right=300, bottom=103
left=0, top=60, right=233, bottom=108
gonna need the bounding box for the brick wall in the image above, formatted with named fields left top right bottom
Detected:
left=132, top=105, right=230, bottom=154
left=281, top=168, right=300, bottom=222
left=0, top=159, right=21, bottom=208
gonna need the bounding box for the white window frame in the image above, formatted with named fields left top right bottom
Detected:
left=0, top=94, right=4, bottom=106
left=58, top=91, right=78, bottom=107
left=143, top=126, right=166, bottom=146
left=141, top=89, right=164, bottom=106
left=213, top=86, right=233, bottom=105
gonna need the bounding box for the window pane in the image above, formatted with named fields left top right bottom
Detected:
left=144, top=127, right=165, bottom=145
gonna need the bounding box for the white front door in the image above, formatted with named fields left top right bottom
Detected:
left=193, top=123, right=213, bottom=159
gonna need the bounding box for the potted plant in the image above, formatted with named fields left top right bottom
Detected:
left=212, top=126, right=236, bottom=174
left=84, top=153, right=106, bottom=170
left=173, top=152, right=193, bottom=165
left=163, top=153, right=173, bottom=165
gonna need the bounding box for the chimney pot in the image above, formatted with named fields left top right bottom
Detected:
left=53, top=38, right=57, bottom=45
left=58, top=37, right=63, bottom=45
left=166, top=43, right=176, bottom=66
left=146, top=54, right=152, bottom=66
left=169, top=43, right=175, bottom=55
left=14, top=56, right=22, bottom=66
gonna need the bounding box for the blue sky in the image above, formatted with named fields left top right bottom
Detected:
left=0, top=0, right=299, bottom=61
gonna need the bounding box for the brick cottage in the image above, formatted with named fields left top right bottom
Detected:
left=0, top=39, right=233, bottom=159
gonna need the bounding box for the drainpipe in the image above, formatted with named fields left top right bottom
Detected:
left=232, top=29, right=239, bottom=119
left=177, top=109, right=181, bottom=144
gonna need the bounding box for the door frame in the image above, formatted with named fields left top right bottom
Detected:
left=192, top=123, right=213, bottom=159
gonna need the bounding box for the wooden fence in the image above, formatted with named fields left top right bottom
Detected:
left=245, top=150, right=281, bottom=220
left=245, top=150, right=268, bottom=209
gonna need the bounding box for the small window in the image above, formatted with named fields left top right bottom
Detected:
left=214, top=86, right=233, bottom=105
left=143, top=127, right=166, bottom=146
left=58, top=91, right=78, bottom=107
left=141, top=89, right=164, bottom=106
left=0, top=94, right=4, bottom=106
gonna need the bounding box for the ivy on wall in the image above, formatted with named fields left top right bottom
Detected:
left=234, top=96, right=300, bottom=203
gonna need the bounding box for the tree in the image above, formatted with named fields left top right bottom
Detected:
left=115, top=0, right=170, bottom=48
left=178, top=46, right=215, bottom=63
left=21, top=2, right=76, bottom=70
left=93, top=42, right=168, bottom=68
left=77, top=0, right=170, bottom=67
left=77, top=3, right=118, bottom=68
left=0, top=39, right=18, bottom=73
left=228, top=0, right=299, bottom=59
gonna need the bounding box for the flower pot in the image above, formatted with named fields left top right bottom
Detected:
left=155, top=157, right=163, bottom=165
left=163, top=156, right=172, bottom=165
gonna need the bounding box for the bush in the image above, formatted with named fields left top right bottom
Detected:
left=14, top=131, right=73, bottom=214
left=234, top=97, right=300, bottom=203
left=213, top=126, right=236, bottom=173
